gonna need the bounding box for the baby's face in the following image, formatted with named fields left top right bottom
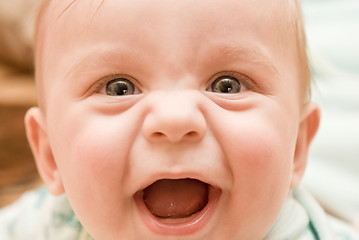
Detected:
left=33, top=0, right=314, bottom=239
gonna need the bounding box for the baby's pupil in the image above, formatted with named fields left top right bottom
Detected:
left=219, top=79, right=233, bottom=93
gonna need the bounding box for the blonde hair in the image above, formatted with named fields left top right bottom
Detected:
left=34, top=0, right=312, bottom=109
left=33, top=0, right=51, bottom=110
left=289, top=0, right=312, bottom=104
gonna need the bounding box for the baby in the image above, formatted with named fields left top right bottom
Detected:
left=1, top=0, right=359, bottom=239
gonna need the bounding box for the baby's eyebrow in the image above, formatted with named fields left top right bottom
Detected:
left=63, top=46, right=147, bottom=81
left=64, top=44, right=280, bottom=84
left=219, top=45, right=279, bottom=76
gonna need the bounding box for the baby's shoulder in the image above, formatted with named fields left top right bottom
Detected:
left=293, top=187, right=359, bottom=240
left=0, top=186, right=85, bottom=240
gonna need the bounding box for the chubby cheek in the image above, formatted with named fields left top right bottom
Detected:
left=48, top=107, right=140, bottom=235
left=211, top=106, right=297, bottom=234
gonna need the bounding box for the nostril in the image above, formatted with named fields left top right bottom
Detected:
left=149, top=130, right=201, bottom=143
left=152, top=132, right=166, bottom=139
left=186, top=131, right=198, bottom=138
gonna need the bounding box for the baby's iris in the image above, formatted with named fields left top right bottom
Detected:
left=106, top=78, right=135, bottom=96
left=211, top=76, right=241, bottom=93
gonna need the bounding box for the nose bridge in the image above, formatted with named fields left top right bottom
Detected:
left=142, top=90, right=207, bottom=143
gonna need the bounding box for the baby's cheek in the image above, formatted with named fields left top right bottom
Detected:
left=221, top=125, right=292, bottom=239
left=223, top=116, right=294, bottom=198
left=58, top=121, right=134, bottom=229
left=227, top=123, right=290, bottom=165
left=71, top=123, right=130, bottom=178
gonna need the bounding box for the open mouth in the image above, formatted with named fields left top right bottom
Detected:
left=134, top=178, right=221, bottom=235
left=144, top=178, right=208, bottom=219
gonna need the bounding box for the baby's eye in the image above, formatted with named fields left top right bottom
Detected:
left=210, top=76, right=241, bottom=94
left=106, top=78, right=137, bottom=96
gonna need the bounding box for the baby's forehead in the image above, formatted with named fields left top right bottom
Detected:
left=41, top=0, right=296, bottom=59
left=45, top=0, right=294, bottom=25
left=37, top=0, right=307, bottom=107
left=41, top=0, right=295, bottom=68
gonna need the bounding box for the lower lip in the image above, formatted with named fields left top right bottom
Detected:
left=134, top=186, right=221, bottom=236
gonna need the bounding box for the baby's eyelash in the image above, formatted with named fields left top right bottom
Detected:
left=89, top=78, right=109, bottom=94
left=87, top=73, right=141, bottom=96
left=208, top=71, right=258, bottom=92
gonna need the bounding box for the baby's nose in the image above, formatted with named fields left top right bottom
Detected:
left=142, top=91, right=207, bottom=143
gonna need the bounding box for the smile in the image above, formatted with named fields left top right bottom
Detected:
left=134, top=178, right=221, bottom=235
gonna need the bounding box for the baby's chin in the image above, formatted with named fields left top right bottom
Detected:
left=133, top=178, right=222, bottom=236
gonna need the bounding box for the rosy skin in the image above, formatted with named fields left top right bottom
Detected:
left=26, top=0, right=320, bottom=239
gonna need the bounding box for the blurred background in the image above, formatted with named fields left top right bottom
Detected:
left=301, top=0, right=359, bottom=228
left=0, top=0, right=42, bottom=207
left=0, top=0, right=358, bottom=229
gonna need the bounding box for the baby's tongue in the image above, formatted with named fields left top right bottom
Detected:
left=143, top=179, right=208, bottom=218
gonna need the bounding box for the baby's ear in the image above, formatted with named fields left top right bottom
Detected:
left=25, top=107, right=64, bottom=195
left=291, top=102, right=320, bottom=188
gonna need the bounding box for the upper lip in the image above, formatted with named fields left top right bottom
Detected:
left=134, top=171, right=221, bottom=195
